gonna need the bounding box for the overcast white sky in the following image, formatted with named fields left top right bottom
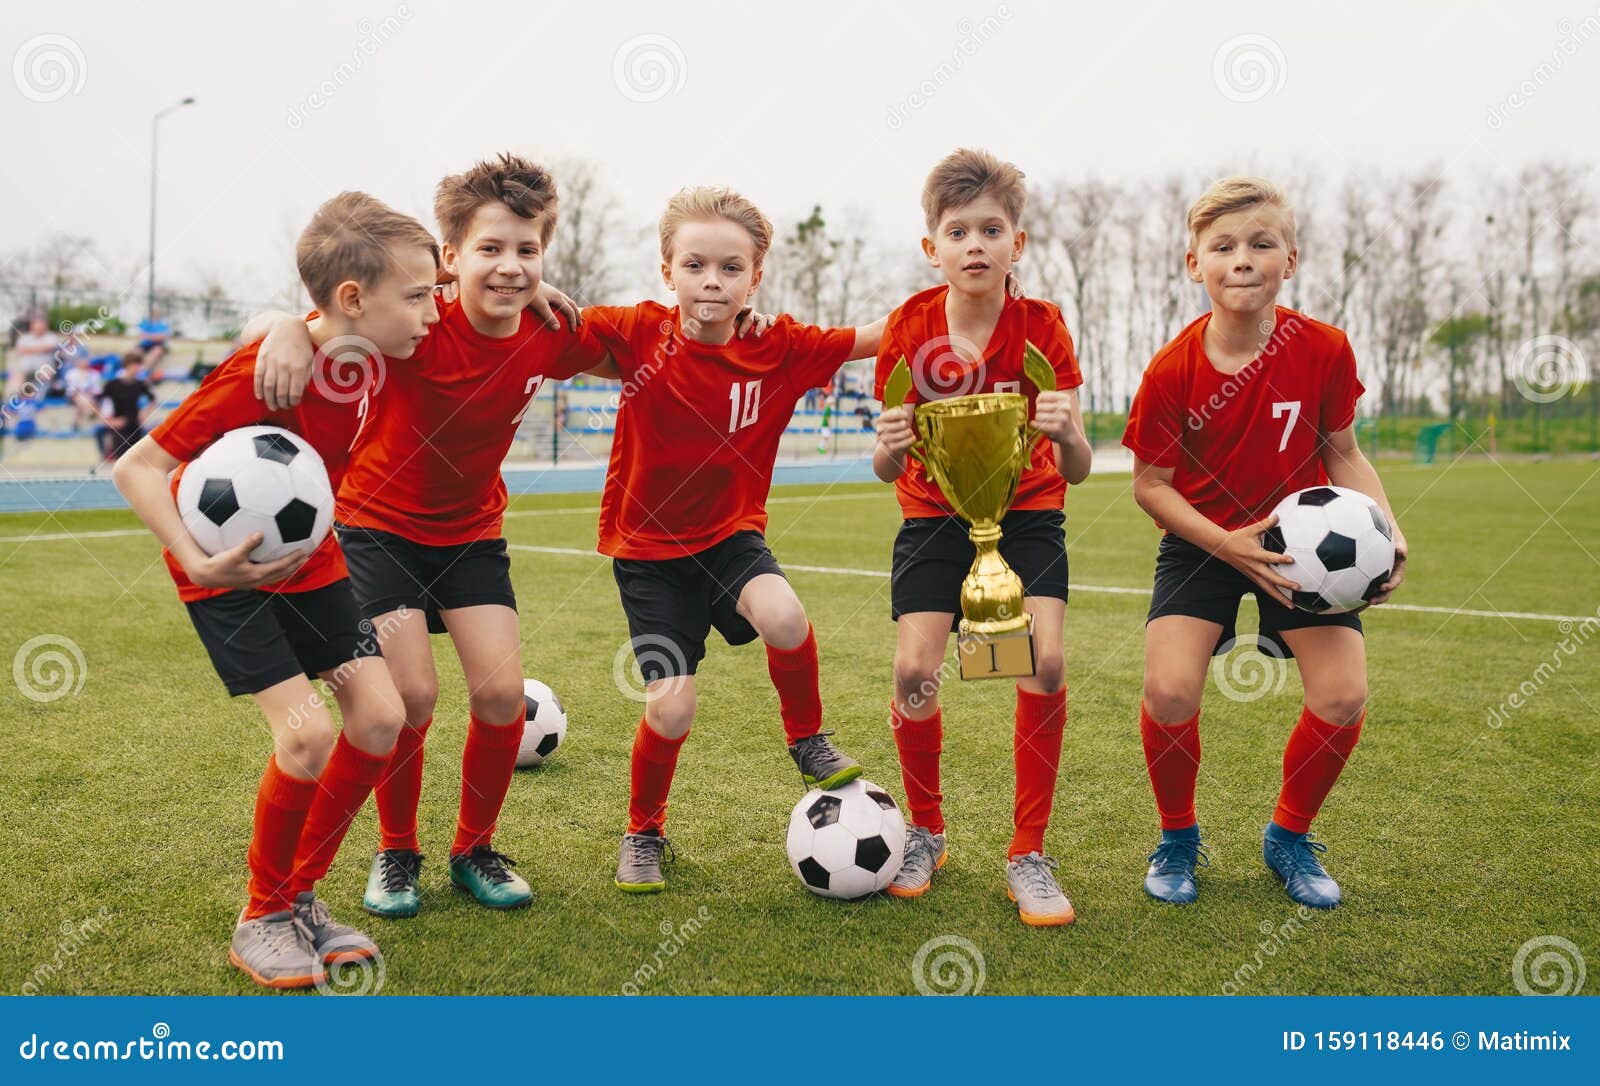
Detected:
left=3, top=0, right=1596, bottom=306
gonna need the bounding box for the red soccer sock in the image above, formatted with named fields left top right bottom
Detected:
left=288, top=732, right=390, bottom=897
left=1010, top=685, right=1067, bottom=858
left=452, top=713, right=523, bottom=855
left=375, top=718, right=430, bottom=852
left=628, top=718, right=688, bottom=834
left=244, top=756, right=319, bottom=919
left=1140, top=702, right=1202, bottom=831
left=1273, top=704, right=1365, bottom=834
left=767, top=624, right=824, bottom=744
left=890, top=702, right=944, bottom=835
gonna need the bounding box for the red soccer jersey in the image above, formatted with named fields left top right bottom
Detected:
left=150, top=337, right=357, bottom=602
left=873, top=286, right=1084, bottom=520
left=584, top=301, right=855, bottom=559
left=335, top=298, right=607, bottom=546
left=1121, top=306, right=1365, bottom=532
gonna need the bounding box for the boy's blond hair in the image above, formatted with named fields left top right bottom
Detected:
left=659, top=186, right=774, bottom=265
left=1186, top=176, right=1296, bottom=251
left=434, top=153, right=559, bottom=249
left=921, top=148, right=1026, bottom=234
left=297, top=191, right=439, bottom=309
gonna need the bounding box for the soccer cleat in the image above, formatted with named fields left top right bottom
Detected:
left=1144, top=827, right=1209, bottom=905
left=1005, top=852, right=1076, bottom=927
left=887, top=826, right=947, bottom=899
left=1263, top=825, right=1342, bottom=909
left=362, top=849, right=423, bottom=919
left=788, top=730, right=863, bottom=791
left=615, top=830, right=674, bottom=893
left=292, top=891, right=377, bottom=963
left=229, top=909, right=324, bottom=990
left=449, top=846, right=532, bottom=909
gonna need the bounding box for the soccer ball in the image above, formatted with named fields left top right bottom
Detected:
left=1264, top=485, right=1395, bottom=614
left=175, top=425, right=334, bottom=563
left=516, top=678, right=567, bottom=767
left=786, top=779, right=905, bottom=899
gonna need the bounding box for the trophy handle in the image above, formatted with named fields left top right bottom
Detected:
left=882, top=357, right=928, bottom=467
left=1021, top=340, right=1058, bottom=456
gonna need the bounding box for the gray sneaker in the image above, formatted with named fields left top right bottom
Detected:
left=1005, top=852, right=1076, bottom=927
left=229, top=909, right=324, bottom=989
left=615, top=831, right=673, bottom=893
left=788, top=731, right=863, bottom=791
left=292, top=891, right=378, bottom=963
left=888, top=826, right=947, bottom=898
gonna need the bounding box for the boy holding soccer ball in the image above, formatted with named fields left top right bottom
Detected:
left=1122, top=177, right=1408, bottom=909
left=872, top=149, right=1092, bottom=927
left=113, top=193, right=437, bottom=988
left=250, top=155, right=605, bottom=917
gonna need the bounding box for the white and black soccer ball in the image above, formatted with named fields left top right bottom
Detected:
left=1264, top=485, right=1395, bottom=614
left=516, top=678, right=567, bottom=768
left=786, top=779, right=906, bottom=900
left=176, top=425, right=334, bottom=563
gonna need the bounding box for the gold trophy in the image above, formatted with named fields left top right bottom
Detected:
left=884, top=343, right=1059, bottom=680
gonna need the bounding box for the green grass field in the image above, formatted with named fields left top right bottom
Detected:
left=2, top=456, right=1597, bottom=996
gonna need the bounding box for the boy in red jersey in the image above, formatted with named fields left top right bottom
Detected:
left=872, top=149, right=1091, bottom=927
left=1122, top=177, right=1408, bottom=910
left=112, top=193, right=434, bottom=988
left=251, top=155, right=609, bottom=915
left=584, top=186, right=888, bottom=893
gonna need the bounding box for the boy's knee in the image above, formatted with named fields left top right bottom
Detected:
left=1143, top=678, right=1201, bottom=726
left=468, top=673, right=525, bottom=727
left=394, top=676, right=439, bottom=726
left=277, top=719, right=336, bottom=778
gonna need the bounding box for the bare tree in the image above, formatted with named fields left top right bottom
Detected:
left=545, top=159, right=624, bottom=305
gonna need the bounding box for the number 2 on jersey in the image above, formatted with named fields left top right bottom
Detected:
left=511, top=376, right=546, bottom=428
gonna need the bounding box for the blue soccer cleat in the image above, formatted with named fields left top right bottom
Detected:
left=1262, top=824, right=1342, bottom=909
left=1144, top=825, right=1208, bottom=905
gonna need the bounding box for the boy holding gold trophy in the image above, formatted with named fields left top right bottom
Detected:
left=872, top=149, right=1092, bottom=926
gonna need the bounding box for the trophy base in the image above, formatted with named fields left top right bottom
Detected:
left=956, top=614, right=1037, bottom=681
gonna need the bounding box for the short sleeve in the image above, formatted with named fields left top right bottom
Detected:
left=579, top=305, right=642, bottom=377
left=1319, top=334, right=1364, bottom=433
left=149, top=352, right=264, bottom=462
left=1121, top=362, right=1186, bottom=469
left=548, top=321, right=614, bottom=381
left=1032, top=306, right=1083, bottom=391
left=782, top=317, right=856, bottom=393
left=872, top=306, right=905, bottom=401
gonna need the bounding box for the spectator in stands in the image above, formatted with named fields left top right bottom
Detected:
left=100, top=350, right=155, bottom=460
left=136, top=306, right=172, bottom=377
left=64, top=352, right=104, bottom=431
left=8, top=313, right=59, bottom=400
